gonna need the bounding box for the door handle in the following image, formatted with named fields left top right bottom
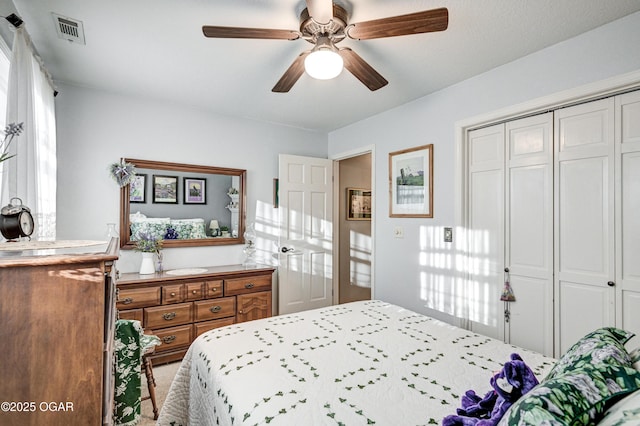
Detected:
left=607, top=281, right=615, bottom=287
left=281, top=246, right=295, bottom=253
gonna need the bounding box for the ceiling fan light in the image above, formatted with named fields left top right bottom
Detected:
left=304, top=50, right=343, bottom=80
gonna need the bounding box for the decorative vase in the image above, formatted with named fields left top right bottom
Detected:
left=139, top=252, right=156, bottom=275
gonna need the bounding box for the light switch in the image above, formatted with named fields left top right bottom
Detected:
left=394, top=227, right=404, bottom=238
left=444, top=227, right=453, bottom=243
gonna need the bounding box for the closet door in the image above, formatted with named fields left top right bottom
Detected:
left=616, top=91, right=640, bottom=348
left=467, top=124, right=504, bottom=340
left=554, top=98, right=615, bottom=356
left=505, top=113, right=554, bottom=356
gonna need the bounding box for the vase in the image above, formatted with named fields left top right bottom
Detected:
left=139, top=252, right=156, bottom=275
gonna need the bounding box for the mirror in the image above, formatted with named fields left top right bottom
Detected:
left=119, top=158, right=246, bottom=249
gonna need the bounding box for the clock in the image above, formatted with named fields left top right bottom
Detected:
left=0, top=197, right=34, bottom=240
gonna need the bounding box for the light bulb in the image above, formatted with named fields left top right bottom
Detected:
left=304, top=49, right=343, bottom=80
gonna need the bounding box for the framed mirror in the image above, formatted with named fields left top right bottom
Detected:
left=119, top=158, right=246, bottom=249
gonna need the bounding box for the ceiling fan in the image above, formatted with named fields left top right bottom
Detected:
left=202, top=0, right=448, bottom=93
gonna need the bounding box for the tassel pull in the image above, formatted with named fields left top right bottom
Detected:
left=500, top=268, right=516, bottom=302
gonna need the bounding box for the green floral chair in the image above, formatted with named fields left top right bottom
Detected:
left=114, top=319, right=161, bottom=425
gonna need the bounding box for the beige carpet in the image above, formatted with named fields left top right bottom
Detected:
left=138, top=360, right=181, bottom=425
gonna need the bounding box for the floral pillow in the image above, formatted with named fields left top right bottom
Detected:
left=498, top=363, right=640, bottom=425
left=545, top=328, right=635, bottom=380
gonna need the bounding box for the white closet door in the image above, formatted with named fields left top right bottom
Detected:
left=616, top=91, right=640, bottom=349
left=554, top=98, right=616, bottom=356
left=467, top=124, right=504, bottom=340
left=505, top=113, right=554, bottom=356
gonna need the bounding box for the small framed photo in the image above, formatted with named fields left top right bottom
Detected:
left=347, top=188, right=372, bottom=220
left=129, top=174, right=146, bottom=203
left=153, top=175, right=178, bottom=204
left=389, top=144, right=433, bottom=218
left=184, top=177, right=206, bottom=204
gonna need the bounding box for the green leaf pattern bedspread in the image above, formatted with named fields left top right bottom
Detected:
left=157, top=300, right=554, bottom=425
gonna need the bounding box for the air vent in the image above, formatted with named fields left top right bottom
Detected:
left=52, top=13, right=85, bottom=45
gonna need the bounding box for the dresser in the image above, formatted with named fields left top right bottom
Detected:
left=117, top=265, right=275, bottom=364
left=0, top=239, right=119, bottom=426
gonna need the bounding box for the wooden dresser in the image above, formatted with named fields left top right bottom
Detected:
left=117, top=265, right=275, bottom=364
left=0, top=239, right=119, bottom=426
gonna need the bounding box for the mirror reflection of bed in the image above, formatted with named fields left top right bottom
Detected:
left=119, top=158, right=246, bottom=249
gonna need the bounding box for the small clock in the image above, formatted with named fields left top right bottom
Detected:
left=0, top=197, right=34, bottom=240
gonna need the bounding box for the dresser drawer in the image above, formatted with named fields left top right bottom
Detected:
left=185, top=282, right=204, bottom=301
left=118, top=308, right=143, bottom=323
left=145, top=302, right=193, bottom=329
left=205, top=280, right=223, bottom=298
left=224, top=274, right=272, bottom=296
left=117, top=287, right=161, bottom=310
left=194, top=317, right=235, bottom=338
left=194, top=297, right=236, bottom=322
left=162, top=284, right=184, bottom=304
left=154, top=324, right=192, bottom=352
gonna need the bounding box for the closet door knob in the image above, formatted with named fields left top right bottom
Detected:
left=607, top=281, right=615, bottom=287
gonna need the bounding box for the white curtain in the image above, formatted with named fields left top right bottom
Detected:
left=0, top=27, right=57, bottom=240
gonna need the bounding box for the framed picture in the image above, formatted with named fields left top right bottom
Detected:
left=153, top=175, right=178, bottom=204
left=389, top=144, right=433, bottom=218
left=184, top=177, right=206, bottom=204
left=129, top=174, right=146, bottom=203
left=347, top=188, right=372, bottom=220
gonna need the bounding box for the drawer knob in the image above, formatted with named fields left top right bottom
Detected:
left=170, top=292, right=176, bottom=297
left=192, top=290, right=198, bottom=294
left=245, top=283, right=255, bottom=289
left=122, top=297, right=133, bottom=305
left=163, top=312, right=177, bottom=321
left=163, top=335, right=176, bottom=344
left=211, top=288, right=217, bottom=292
left=210, top=305, right=222, bottom=313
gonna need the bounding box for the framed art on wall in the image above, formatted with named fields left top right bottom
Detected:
left=347, top=188, right=372, bottom=220
left=153, top=175, right=178, bottom=204
left=184, top=177, right=206, bottom=204
left=389, top=144, right=433, bottom=218
left=129, top=174, right=146, bottom=203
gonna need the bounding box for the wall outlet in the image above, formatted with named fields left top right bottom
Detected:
left=394, top=226, right=404, bottom=238
left=444, top=227, right=453, bottom=242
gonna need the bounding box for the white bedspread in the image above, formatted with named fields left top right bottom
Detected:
left=158, top=300, right=555, bottom=425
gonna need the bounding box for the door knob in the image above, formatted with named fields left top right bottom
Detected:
left=607, top=281, right=615, bottom=287
left=281, top=246, right=295, bottom=253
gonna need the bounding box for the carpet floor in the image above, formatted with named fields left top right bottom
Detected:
left=138, top=360, right=181, bottom=425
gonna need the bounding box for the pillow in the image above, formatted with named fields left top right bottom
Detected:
left=130, top=218, right=170, bottom=241
left=630, top=347, right=640, bottom=371
left=598, top=389, right=640, bottom=425
left=545, top=328, right=635, bottom=380
left=498, top=364, right=640, bottom=425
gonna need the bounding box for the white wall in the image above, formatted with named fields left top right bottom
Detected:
left=328, top=12, right=640, bottom=327
left=55, top=84, right=327, bottom=272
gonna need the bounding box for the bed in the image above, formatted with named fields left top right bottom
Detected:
left=157, top=300, right=640, bottom=425
left=129, top=214, right=208, bottom=240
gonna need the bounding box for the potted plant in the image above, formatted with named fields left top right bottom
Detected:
left=134, top=231, right=163, bottom=274
left=220, top=226, right=230, bottom=237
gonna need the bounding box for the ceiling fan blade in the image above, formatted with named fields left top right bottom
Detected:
left=339, top=48, right=388, bottom=91
left=272, top=51, right=310, bottom=93
left=346, top=7, right=448, bottom=40
left=305, top=0, right=333, bottom=25
left=203, top=26, right=300, bottom=40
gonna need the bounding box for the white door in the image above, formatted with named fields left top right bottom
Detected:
left=554, top=98, right=616, bottom=356
left=278, top=154, right=334, bottom=315
left=467, top=124, right=505, bottom=340
left=505, top=113, right=554, bottom=356
left=616, top=90, right=640, bottom=349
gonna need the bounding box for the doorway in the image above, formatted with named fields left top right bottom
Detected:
left=336, top=152, right=372, bottom=304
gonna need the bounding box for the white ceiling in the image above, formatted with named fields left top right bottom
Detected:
left=7, top=0, right=640, bottom=132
